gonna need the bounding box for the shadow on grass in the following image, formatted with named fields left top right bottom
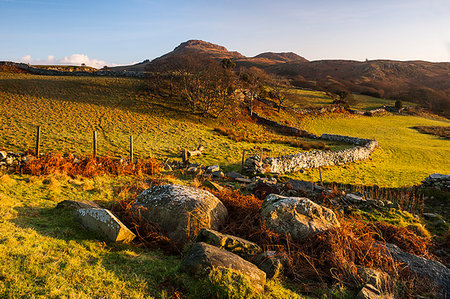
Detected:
left=10, top=205, right=186, bottom=297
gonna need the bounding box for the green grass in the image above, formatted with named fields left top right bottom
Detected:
left=0, top=72, right=336, bottom=171
left=288, top=115, right=450, bottom=187
left=1, top=72, right=448, bottom=187
left=0, top=173, right=301, bottom=298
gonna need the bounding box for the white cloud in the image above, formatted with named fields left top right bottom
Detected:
left=19, top=54, right=117, bottom=69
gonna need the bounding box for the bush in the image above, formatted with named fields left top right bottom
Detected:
left=395, top=100, right=403, bottom=109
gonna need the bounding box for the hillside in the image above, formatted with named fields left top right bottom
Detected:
left=111, top=40, right=449, bottom=116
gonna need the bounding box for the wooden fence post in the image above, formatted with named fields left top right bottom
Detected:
left=241, top=149, right=246, bottom=172
left=35, top=126, right=41, bottom=157
left=129, top=135, right=134, bottom=163
left=93, top=131, right=97, bottom=158
left=182, top=149, right=188, bottom=164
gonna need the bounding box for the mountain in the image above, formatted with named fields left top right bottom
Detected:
left=110, top=39, right=449, bottom=116
left=253, top=52, right=308, bottom=63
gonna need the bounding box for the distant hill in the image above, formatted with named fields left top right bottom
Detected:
left=253, top=52, right=308, bottom=63
left=111, top=39, right=449, bottom=116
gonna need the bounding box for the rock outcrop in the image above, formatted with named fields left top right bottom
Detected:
left=132, top=184, right=228, bottom=244
left=180, top=242, right=266, bottom=292
left=382, top=243, right=450, bottom=298
left=196, top=228, right=262, bottom=260
left=261, top=194, right=340, bottom=239
left=421, top=173, right=450, bottom=192
left=75, top=208, right=136, bottom=243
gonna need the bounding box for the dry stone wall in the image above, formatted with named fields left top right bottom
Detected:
left=243, top=115, right=378, bottom=174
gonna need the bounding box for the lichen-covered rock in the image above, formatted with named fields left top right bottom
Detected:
left=253, top=251, right=286, bottom=279
left=132, top=184, right=228, bottom=244
left=381, top=243, right=450, bottom=298
left=75, top=208, right=135, bottom=243
left=196, top=228, right=261, bottom=259
left=180, top=242, right=266, bottom=292
left=356, top=266, right=391, bottom=293
left=421, top=173, right=450, bottom=191
left=356, top=284, right=391, bottom=299
left=261, top=194, right=340, bottom=239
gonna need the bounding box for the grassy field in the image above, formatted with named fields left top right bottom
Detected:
left=288, top=114, right=450, bottom=187
left=0, top=71, right=448, bottom=187
left=0, top=72, right=337, bottom=171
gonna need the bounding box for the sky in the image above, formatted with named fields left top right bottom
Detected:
left=1, top=0, right=449, bottom=68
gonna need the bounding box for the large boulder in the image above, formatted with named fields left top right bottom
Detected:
left=261, top=194, right=340, bottom=239
left=180, top=242, right=266, bottom=292
left=381, top=243, right=450, bottom=298
left=196, top=228, right=261, bottom=259
left=75, top=208, right=136, bottom=243
left=132, top=184, right=228, bottom=244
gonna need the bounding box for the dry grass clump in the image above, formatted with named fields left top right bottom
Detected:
left=18, top=153, right=159, bottom=177
left=211, top=188, right=434, bottom=293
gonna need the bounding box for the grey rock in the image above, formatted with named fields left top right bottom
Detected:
left=196, top=228, right=261, bottom=259
left=261, top=194, right=340, bottom=239
left=132, top=184, right=228, bottom=244
left=212, top=170, right=225, bottom=178
left=356, top=284, right=390, bottom=299
left=180, top=242, right=266, bottom=292
left=226, top=171, right=245, bottom=179
left=346, top=193, right=366, bottom=202
left=253, top=251, right=286, bottom=279
left=382, top=243, right=450, bottom=298
left=356, top=266, right=391, bottom=292
left=235, top=177, right=252, bottom=184
left=75, top=208, right=135, bottom=243
left=206, top=165, right=220, bottom=173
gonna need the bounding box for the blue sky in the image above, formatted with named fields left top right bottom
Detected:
left=1, top=0, right=449, bottom=67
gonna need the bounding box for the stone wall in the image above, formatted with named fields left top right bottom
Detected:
left=0, top=61, right=145, bottom=78
left=243, top=115, right=378, bottom=175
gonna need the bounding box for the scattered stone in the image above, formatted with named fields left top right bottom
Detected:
left=56, top=200, right=100, bottom=210
left=132, top=184, right=228, bottom=244
left=422, top=173, right=450, bottom=191
left=253, top=251, right=286, bottom=279
left=202, top=180, right=224, bottom=191
left=212, top=170, right=225, bottom=178
left=346, top=193, right=366, bottom=202
left=381, top=243, right=450, bottom=298
left=180, top=242, right=266, bottom=292
left=196, top=228, right=261, bottom=259
left=261, top=194, right=340, bottom=239
left=75, top=208, right=136, bottom=243
left=356, top=284, right=389, bottom=299
left=206, top=165, right=220, bottom=173
left=226, top=171, right=245, bottom=179
left=235, top=177, right=252, bottom=184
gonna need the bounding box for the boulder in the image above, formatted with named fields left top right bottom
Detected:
left=180, top=242, right=266, bottom=292
left=206, top=165, right=220, bottom=173
left=356, top=266, right=391, bottom=292
left=56, top=199, right=100, bottom=210
left=196, top=228, right=261, bottom=259
left=261, top=194, right=340, bottom=239
left=253, top=251, right=286, bottom=279
left=75, top=208, right=135, bottom=243
left=226, top=171, right=245, bottom=179
left=132, top=184, right=228, bottom=244
left=382, top=243, right=450, bottom=298
left=356, top=284, right=390, bottom=299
